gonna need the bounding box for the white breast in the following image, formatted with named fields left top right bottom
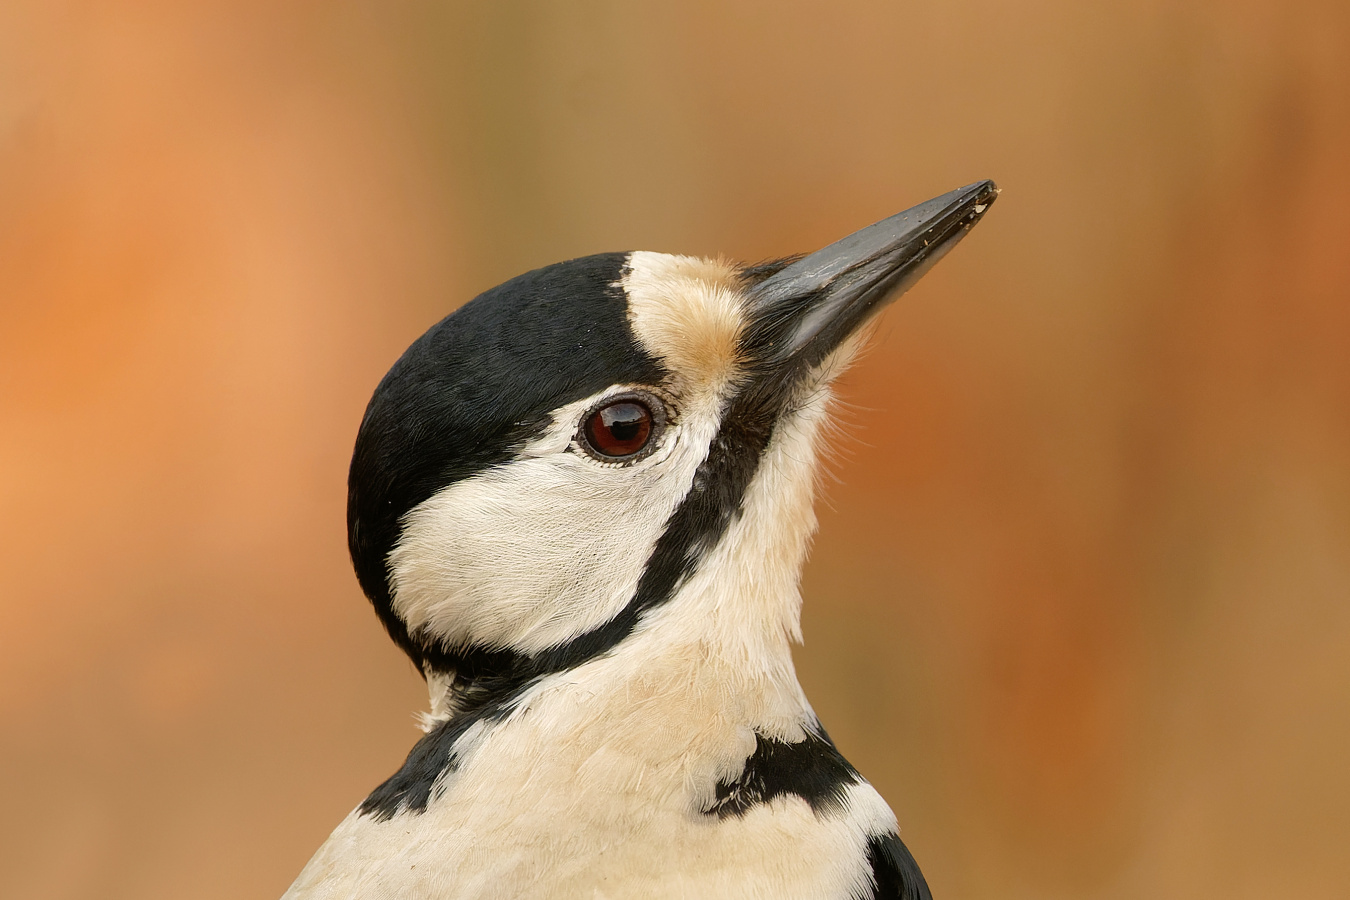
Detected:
left=282, top=635, right=897, bottom=900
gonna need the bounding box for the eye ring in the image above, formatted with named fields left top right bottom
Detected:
left=576, top=390, right=668, bottom=463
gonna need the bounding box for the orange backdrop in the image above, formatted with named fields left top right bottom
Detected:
left=2, top=2, right=1348, bottom=898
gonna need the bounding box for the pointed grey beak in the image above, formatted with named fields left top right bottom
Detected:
left=745, top=180, right=998, bottom=370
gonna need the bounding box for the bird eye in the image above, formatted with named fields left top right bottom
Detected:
left=579, top=393, right=664, bottom=462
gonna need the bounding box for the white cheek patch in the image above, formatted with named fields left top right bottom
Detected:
left=388, top=256, right=757, bottom=662
left=388, top=388, right=723, bottom=657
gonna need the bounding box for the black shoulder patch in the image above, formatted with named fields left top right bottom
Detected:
left=359, top=689, right=518, bottom=821
left=705, top=725, right=861, bottom=819
left=347, top=252, right=666, bottom=666
left=861, top=831, right=933, bottom=900
left=358, top=715, right=463, bottom=821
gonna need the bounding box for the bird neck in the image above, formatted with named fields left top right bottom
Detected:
left=420, top=572, right=813, bottom=740
left=418, top=523, right=819, bottom=742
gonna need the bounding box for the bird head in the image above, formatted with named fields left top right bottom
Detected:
left=347, top=181, right=997, bottom=703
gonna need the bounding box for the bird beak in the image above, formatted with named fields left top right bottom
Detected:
left=744, top=180, right=998, bottom=371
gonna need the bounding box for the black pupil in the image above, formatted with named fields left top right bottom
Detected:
left=587, top=401, right=652, bottom=457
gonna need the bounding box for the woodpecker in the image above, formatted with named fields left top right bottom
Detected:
left=285, top=181, right=997, bottom=900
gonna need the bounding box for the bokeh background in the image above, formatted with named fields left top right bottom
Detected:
left=2, top=1, right=1348, bottom=898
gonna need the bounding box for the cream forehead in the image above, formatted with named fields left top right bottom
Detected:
left=622, top=252, right=748, bottom=391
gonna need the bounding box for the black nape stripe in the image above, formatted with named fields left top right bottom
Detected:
left=704, top=726, right=861, bottom=819
left=862, top=832, right=932, bottom=900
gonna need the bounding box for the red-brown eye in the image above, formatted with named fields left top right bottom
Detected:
left=580, top=396, right=660, bottom=460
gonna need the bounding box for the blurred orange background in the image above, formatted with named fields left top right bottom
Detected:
left=2, top=2, right=1348, bottom=898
